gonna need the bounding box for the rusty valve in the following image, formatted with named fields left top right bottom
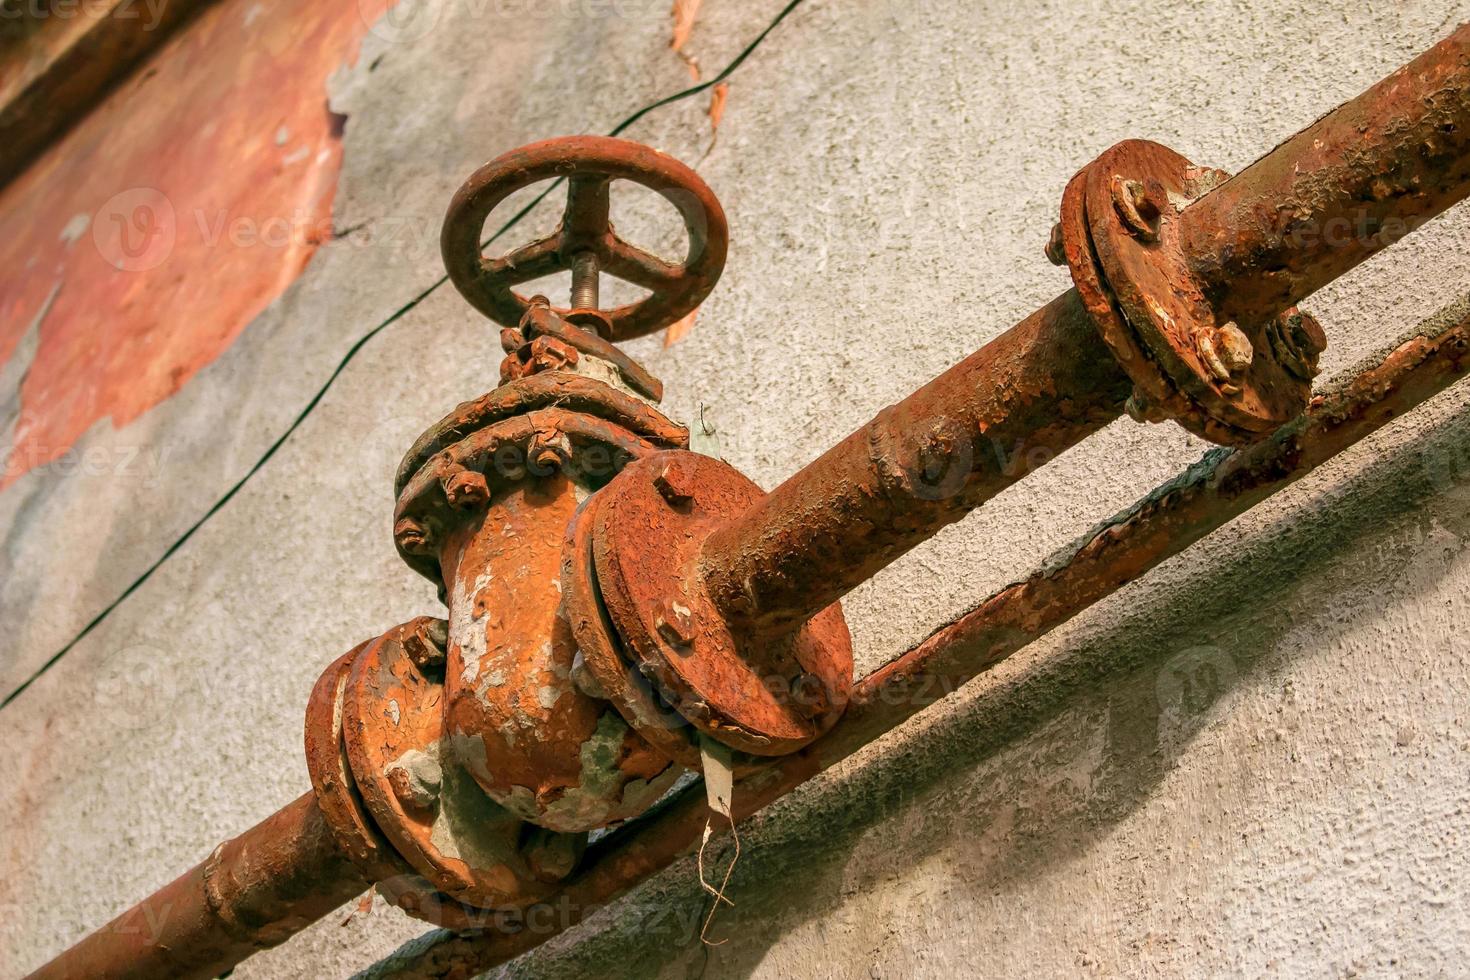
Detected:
left=28, top=27, right=1470, bottom=980
left=441, top=135, right=729, bottom=342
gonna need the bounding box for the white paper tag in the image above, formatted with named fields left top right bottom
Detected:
left=699, top=734, right=734, bottom=819
left=691, top=403, right=724, bottom=460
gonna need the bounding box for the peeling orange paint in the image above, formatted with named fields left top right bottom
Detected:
left=663, top=308, right=698, bottom=347
left=0, top=0, right=401, bottom=486
left=707, top=81, right=729, bottom=131
left=670, top=0, right=702, bottom=81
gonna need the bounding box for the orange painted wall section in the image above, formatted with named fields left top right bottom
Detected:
left=0, top=0, right=399, bottom=485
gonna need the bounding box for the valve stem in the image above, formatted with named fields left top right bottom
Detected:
left=570, top=251, right=599, bottom=309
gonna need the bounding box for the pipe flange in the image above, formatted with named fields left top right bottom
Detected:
left=1060, top=139, right=1325, bottom=445
left=586, top=450, right=854, bottom=756
left=393, top=404, right=687, bottom=588
left=394, top=373, right=688, bottom=500
left=340, top=622, right=585, bottom=909
left=304, top=641, right=414, bottom=883
left=561, top=486, right=704, bottom=769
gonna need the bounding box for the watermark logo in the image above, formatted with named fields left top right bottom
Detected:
left=1155, top=644, right=1237, bottom=746
left=1422, top=435, right=1470, bottom=494
left=360, top=0, right=441, bottom=44
left=92, top=641, right=182, bottom=733
left=0, top=0, right=168, bottom=31
left=93, top=188, right=176, bottom=272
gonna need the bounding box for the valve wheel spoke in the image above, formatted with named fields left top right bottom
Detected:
left=560, top=174, right=612, bottom=251
left=601, top=235, right=682, bottom=291
left=480, top=233, right=564, bottom=286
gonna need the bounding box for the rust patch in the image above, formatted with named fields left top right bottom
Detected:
left=0, top=0, right=402, bottom=486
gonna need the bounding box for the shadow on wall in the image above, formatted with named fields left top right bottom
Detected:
left=396, top=398, right=1470, bottom=980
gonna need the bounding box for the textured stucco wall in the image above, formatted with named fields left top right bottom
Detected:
left=3, top=1, right=1470, bottom=977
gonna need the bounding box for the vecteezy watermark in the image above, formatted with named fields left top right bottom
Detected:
left=92, top=187, right=176, bottom=272
left=372, top=873, right=708, bottom=940
left=92, top=640, right=183, bottom=733
left=355, top=0, right=681, bottom=46
left=1281, top=211, right=1430, bottom=253
left=0, top=0, right=168, bottom=31
left=1155, top=644, right=1238, bottom=748
left=91, top=187, right=443, bottom=272
left=359, top=0, right=440, bottom=44
left=1421, top=431, right=1470, bottom=494
left=1, top=442, right=171, bottom=486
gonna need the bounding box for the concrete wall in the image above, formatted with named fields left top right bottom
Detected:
left=4, top=1, right=1470, bottom=977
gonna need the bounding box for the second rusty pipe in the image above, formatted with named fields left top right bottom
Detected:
left=700, top=25, right=1470, bottom=637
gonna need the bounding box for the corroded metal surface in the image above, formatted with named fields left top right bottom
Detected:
left=304, top=641, right=413, bottom=882
left=1059, top=139, right=1326, bottom=444
left=395, top=372, right=687, bottom=496
left=561, top=487, right=704, bottom=769
left=391, top=292, right=695, bottom=832
left=591, top=450, right=854, bottom=755
left=23, top=793, right=368, bottom=980
left=1178, top=25, right=1470, bottom=326
left=341, top=623, right=577, bottom=908
left=362, top=301, right=1470, bottom=980
left=697, top=289, right=1133, bottom=637
left=441, top=136, right=729, bottom=342
left=393, top=406, right=681, bottom=589
left=31, top=28, right=1470, bottom=977
left=438, top=472, right=682, bottom=830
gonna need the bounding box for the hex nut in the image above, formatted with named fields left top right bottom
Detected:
left=404, top=618, right=448, bottom=670
left=1111, top=175, right=1161, bottom=241
left=394, top=518, right=432, bottom=555
left=654, top=598, right=694, bottom=647
left=443, top=470, right=490, bottom=510
left=652, top=460, right=694, bottom=506
left=1045, top=221, right=1067, bottom=266
left=1215, top=322, right=1255, bottom=374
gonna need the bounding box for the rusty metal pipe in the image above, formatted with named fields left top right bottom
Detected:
left=365, top=301, right=1470, bottom=980
left=700, top=288, right=1133, bottom=637
left=25, top=792, right=368, bottom=980
left=697, top=24, right=1470, bottom=639
left=1180, top=25, right=1470, bottom=326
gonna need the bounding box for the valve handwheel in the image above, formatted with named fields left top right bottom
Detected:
left=442, top=136, right=729, bottom=342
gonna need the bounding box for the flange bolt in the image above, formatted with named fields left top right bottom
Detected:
left=443, top=470, right=490, bottom=510
left=1196, top=321, right=1254, bottom=382
left=1111, top=175, right=1162, bottom=241
left=394, top=517, right=432, bottom=555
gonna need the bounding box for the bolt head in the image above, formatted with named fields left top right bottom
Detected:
left=1045, top=222, right=1067, bottom=266
left=528, top=335, right=579, bottom=373
left=404, top=618, right=448, bottom=670
left=1111, top=175, right=1161, bottom=241
left=787, top=671, right=832, bottom=720
left=523, top=828, right=581, bottom=883
left=1269, top=311, right=1326, bottom=381
left=652, top=459, right=695, bottom=506
left=1215, top=322, right=1254, bottom=374
left=394, top=517, right=432, bottom=555
left=387, top=765, right=439, bottom=813
left=654, top=598, right=695, bottom=647
left=443, top=470, right=490, bottom=510
left=499, top=327, right=525, bottom=355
